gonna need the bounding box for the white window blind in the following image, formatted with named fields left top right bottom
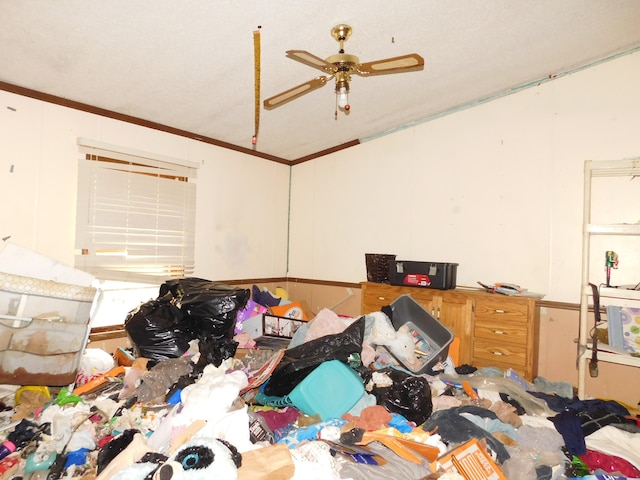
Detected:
left=75, top=138, right=198, bottom=283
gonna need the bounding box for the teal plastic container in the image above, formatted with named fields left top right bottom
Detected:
left=256, top=360, right=365, bottom=420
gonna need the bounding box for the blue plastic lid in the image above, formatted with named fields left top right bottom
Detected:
left=167, top=389, right=182, bottom=405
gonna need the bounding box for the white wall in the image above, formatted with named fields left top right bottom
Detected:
left=2, top=50, right=639, bottom=303
left=289, top=51, right=640, bottom=303
left=0, top=91, right=290, bottom=281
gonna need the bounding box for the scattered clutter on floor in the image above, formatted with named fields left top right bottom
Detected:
left=1, top=273, right=639, bottom=480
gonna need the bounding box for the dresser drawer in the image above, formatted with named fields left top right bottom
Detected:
left=474, top=298, right=529, bottom=322
left=472, top=337, right=527, bottom=369
left=473, top=321, right=528, bottom=345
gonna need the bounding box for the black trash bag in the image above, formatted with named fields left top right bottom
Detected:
left=160, top=278, right=250, bottom=339
left=263, top=316, right=365, bottom=397
left=372, top=368, right=433, bottom=425
left=124, top=295, right=191, bottom=366
left=195, top=336, right=239, bottom=370
left=96, top=429, right=140, bottom=474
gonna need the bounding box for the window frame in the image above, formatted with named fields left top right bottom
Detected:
left=74, top=138, right=198, bottom=284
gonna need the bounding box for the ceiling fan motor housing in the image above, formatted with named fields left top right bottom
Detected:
left=325, top=53, right=360, bottom=68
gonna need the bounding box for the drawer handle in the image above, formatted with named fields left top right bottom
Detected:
left=377, top=296, right=386, bottom=301
left=493, top=330, right=505, bottom=335
left=494, top=309, right=506, bottom=314
left=491, top=351, right=504, bottom=356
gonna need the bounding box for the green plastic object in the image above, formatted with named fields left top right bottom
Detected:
left=55, top=387, right=82, bottom=406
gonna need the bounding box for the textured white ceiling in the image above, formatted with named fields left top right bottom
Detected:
left=2, top=0, right=640, bottom=162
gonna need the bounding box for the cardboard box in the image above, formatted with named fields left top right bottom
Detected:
left=433, top=438, right=506, bottom=480
left=389, top=260, right=458, bottom=290
left=269, top=302, right=309, bottom=320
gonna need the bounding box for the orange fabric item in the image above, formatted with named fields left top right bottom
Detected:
left=342, top=405, right=392, bottom=431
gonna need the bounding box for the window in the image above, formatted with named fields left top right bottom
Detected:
left=75, top=138, right=198, bottom=284
left=89, top=281, right=159, bottom=328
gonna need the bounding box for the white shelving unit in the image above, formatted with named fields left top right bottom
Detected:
left=577, top=158, right=640, bottom=399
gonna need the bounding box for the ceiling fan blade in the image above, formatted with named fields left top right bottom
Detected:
left=286, top=50, right=336, bottom=74
left=263, top=76, right=329, bottom=109
left=356, top=53, right=424, bottom=76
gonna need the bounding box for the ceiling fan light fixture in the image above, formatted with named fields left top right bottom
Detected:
left=335, top=73, right=350, bottom=112
left=337, top=84, right=349, bottom=109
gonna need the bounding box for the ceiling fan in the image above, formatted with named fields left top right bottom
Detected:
left=263, top=24, right=424, bottom=116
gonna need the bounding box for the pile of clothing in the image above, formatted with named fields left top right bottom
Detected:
left=0, top=281, right=638, bottom=480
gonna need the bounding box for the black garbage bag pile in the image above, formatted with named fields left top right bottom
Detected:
left=124, top=277, right=250, bottom=365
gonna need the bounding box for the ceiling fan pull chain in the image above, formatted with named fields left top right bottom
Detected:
left=252, top=27, right=261, bottom=147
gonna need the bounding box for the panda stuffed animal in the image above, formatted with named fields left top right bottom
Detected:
left=154, top=437, right=242, bottom=480
left=112, top=437, right=242, bottom=480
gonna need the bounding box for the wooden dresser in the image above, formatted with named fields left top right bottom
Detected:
left=361, top=282, right=540, bottom=380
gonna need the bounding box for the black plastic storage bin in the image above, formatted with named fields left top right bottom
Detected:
left=388, top=294, right=454, bottom=374
left=388, top=260, right=458, bottom=290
